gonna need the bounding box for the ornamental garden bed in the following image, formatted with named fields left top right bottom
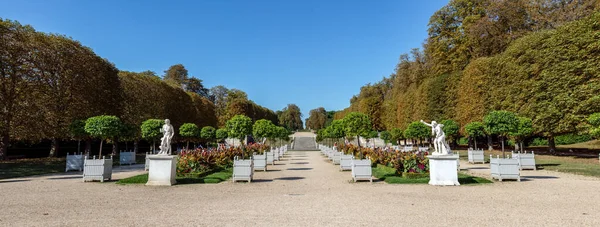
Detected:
left=371, top=164, right=491, bottom=185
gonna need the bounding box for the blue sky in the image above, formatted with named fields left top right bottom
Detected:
left=1, top=0, right=448, bottom=119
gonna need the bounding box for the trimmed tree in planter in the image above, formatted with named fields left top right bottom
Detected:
left=253, top=119, right=276, bottom=145
left=390, top=128, right=405, bottom=145
left=465, top=122, right=485, bottom=150
left=484, top=110, right=518, bottom=157
left=85, top=115, right=123, bottom=157
left=201, top=126, right=216, bottom=147
left=510, top=117, right=533, bottom=152
left=276, top=126, right=290, bottom=147
left=380, top=131, right=391, bottom=144
left=179, top=123, right=200, bottom=150
left=216, top=128, right=228, bottom=142
left=141, top=119, right=163, bottom=153
left=441, top=119, right=460, bottom=148
left=342, top=112, right=371, bottom=148
left=226, top=115, right=253, bottom=157
left=69, top=120, right=90, bottom=154
left=404, top=121, right=429, bottom=146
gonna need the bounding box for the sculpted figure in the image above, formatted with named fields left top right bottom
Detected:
left=158, top=119, right=175, bottom=155
left=421, top=120, right=451, bottom=155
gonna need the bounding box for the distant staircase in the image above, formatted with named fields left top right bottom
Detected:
left=291, top=136, right=319, bottom=151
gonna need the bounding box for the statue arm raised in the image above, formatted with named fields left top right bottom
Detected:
left=420, top=120, right=433, bottom=127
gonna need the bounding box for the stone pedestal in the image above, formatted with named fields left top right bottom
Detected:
left=427, top=154, right=460, bottom=186
left=146, top=155, right=177, bottom=186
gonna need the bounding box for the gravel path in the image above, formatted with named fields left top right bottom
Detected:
left=1, top=146, right=600, bottom=226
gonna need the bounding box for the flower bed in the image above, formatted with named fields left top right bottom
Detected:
left=177, top=144, right=270, bottom=177
left=337, top=144, right=429, bottom=174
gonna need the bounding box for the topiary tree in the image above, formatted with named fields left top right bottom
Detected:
left=141, top=119, right=163, bottom=153
left=216, top=128, right=228, bottom=142
left=365, top=130, right=379, bottom=147
left=342, top=112, right=371, bottom=147
left=179, top=123, right=199, bottom=150
left=589, top=113, right=600, bottom=138
left=120, top=123, right=139, bottom=152
left=441, top=119, right=460, bottom=148
left=252, top=119, right=276, bottom=144
left=465, top=121, right=485, bottom=149
left=404, top=122, right=429, bottom=146
left=226, top=115, right=253, bottom=152
left=510, top=117, right=533, bottom=152
left=380, top=131, right=391, bottom=144
left=390, top=128, right=405, bottom=145
left=69, top=120, right=89, bottom=154
left=484, top=110, right=518, bottom=156
left=201, top=126, right=216, bottom=146
left=276, top=126, right=291, bottom=147
left=85, top=115, right=123, bottom=157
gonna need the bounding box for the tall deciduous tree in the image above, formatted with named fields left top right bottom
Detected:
left=279, top=104, right=303, bottom=131
left=306, top=107, right=327, bottom=130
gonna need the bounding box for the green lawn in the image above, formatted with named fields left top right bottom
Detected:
left=0, top=158, right=65, bottom=179
left=372, top=164, right=492, bottom=185
left=117, top=168, right=232, bottom=185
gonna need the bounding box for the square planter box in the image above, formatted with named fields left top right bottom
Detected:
left=512, top=151, right=536, bottom=170
left=418, top=147, right=429, bottom=152
left=490, top=155, right=521, bottom=181
left=273, top=149, right=280, bottom=161
left=232, top=157, right=253, bottom=182
left=66, top=153, right=86, bottom=172
left=351, top=159, right=373, bottom=182
left=83, top=156, right=112, bottom=182
left=340, top=154, right=353, bottom=171
left=402, top=146, right=414, bottom=152
left=266, top=151, right=275, bottom=165
left=332, top=152, right=341, bottom=165
left=119, top=151, right=136, bottom=165
left=253, top=153, right=267, bottom=171
left=468, top=148, right=485, bottom=164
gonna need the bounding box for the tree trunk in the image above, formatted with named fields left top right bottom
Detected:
left=112, top=137, right=119, bottom=156
left=487, top=135, right=493, bottom=151
left=152, top=139, right=156, bottom=153
left=520, top=142, right=524, bottom=153
left=85, top=138, right=92, bottom=155
left=501, top=137, right=505, bottom=158
left=356, top=136, right=361, bottom=147
left=134, top=140, right=139, bottom=153
left=99, top=140, right=103, bottom=157
left=474, top=137, right=477, bottom=150
left=548, top=136, right=556, bottom=154
left=514, top=140, right=520, bottom=152
left=0, top=134, right=8, bottom=160
left=77, top=140, right=81, bottom=153
left=49, top=138, right=59, bottom=157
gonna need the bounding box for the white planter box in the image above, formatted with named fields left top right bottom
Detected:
left=402, top=146, right=413, bottom=152
left=273, top=149, right=280, bottom=161
left=266, top=151, right=275, bottom=165
left=253, top=153, right=267, bottom=171
left=351, top=159, right=372, bottom=182
left=512, top=151, right=536, bottom=170
left=340, top=154, right=353, bottom=171
left=418, top=147, right=429, bottom=152
left=232, top=157, right=253, bottom=182
left=332, top=151, right=341, bottom=165
left=83, top=156, right=112, bottom=182
left=490, top=155, right=521, bottom=181
left=66, top=153, right=86, bottom=172
left=468, top=148, right=485, bottom=164
left=119, top=151, right=136, bottom=165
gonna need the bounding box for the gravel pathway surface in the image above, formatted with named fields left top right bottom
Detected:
left=2, top=144, right=600, bottom=226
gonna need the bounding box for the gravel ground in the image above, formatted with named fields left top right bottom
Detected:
left=1, top=143, right=600, bottom=226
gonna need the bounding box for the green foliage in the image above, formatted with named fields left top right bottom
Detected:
left=179, top=123, right=200, bottom=138
left=530, top=138, right=548, bottom=146
left=342, top=112, right=372, bottom=138
left=589, top=113, right=600, bottom=138
left=465, top=121, right=485, bottom=138
left=326, top=119, right=345, bottom=138
left=68, top=120, right=88, bottom=139
left=215, top=128, right=228, bottom=140
left=441, top=119, right=460, bottom=140
left=458, top=137, right=468, bottom=145
left=555, top=134, right=593, bottom=145
left=141, top=119, right=163, bottom=141
left=404, top=122, right=429, bottom=140
left=278, top=104, right=303, bottom=131
left=226, top=115, right=253, bottom=141
left=306, top=107, right=327, bottom=130
left=390, top=128, right=405, bottom=142
left=367, top=131, right=379, bottom=139
left=510, top=117, right=534, bottom=143
left=201, top=126, right=216, bottom=141
left=379, top=131, right=391, bottom=142
left=483, top=111, right=518, bottom=137
left=84, top=115, right=123, bottom=140
left=252, top=119, right=276, bottom=141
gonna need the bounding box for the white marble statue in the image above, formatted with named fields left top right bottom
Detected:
left=421, top=120, right=451, bottom=155
left=158, top=119, right=175, bottom=155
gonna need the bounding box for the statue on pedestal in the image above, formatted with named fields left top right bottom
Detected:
left=421, top=120, right=451, bottom=155
left=158, top=119, right=174, bottom=155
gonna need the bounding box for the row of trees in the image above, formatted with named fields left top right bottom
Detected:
left=334, top=1, right=600, bottom=152
left=0, top=18, right=288, bottom=159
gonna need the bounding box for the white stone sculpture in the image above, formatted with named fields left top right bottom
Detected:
left=158, top=119, right=174, bottom=155
left=421, top=120, right=451, bottom=155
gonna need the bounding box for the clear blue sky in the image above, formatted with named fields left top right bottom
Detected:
left=1, top=0, right=448, bottom=119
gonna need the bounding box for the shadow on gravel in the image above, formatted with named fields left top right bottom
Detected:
left=291, top=158, right=306, bottom=160
left=467, top=167, right=489, bottom=170
left=287, top=168, right=313, bottom=171
left=275, top=177, right=305, bottom=181
left=252, top=179, right=274, bottom=183
left=266, top=169, right=281, bottom=172
left=523, top=176, right=558, bottom=179
left=0, top=179, right=31, bottom=183
left=273, top=163, right=286, bottom=166
left=46, top=176, right=82, bottom=180
left=291, top=162, right=309, bottom=165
